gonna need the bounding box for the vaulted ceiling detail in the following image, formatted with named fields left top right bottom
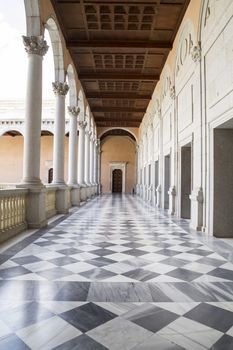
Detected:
left=51, top=0, right=190, bottom=127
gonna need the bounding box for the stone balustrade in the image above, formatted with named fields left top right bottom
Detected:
left=0, top=189, right=28, bottom=243
left=45, top=186, right=57, bottom=219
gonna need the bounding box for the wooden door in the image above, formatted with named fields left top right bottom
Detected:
left=112, top=169, right=122, bottom=193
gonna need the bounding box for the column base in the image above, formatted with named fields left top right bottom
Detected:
left=70, top=185, right=81, bottom=206
left=17, top=185, right=47, bottom=229
left=80, top=185, right=87, bottom=202
left=168, top=186, right=176, bottom=215
left=56, top=185, right=69, bottom=214
left=156, top=185, right=162, bottom=208
left=190, top=187, right=203, bottom=231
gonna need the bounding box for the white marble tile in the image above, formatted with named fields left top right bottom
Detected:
left=87, top=317, right=153, bottom=350
left=158, top=317, right=223, bottom=350
left=0, top=319, right=12, bottom=338
left=40, top=301, right=88, bottom=314
left=25, top=261, right=57, bottom=273
left=152, top=302, right=200, bottom=316
left=16, top=316, right=82, bottom=350
left=175, top=253, right=202, bottom=262
left=107, top=253, right=134, bottom=262
left=140, top=253, right=167, bottom=262
left=145, top=262, right=176, bottom=274
left=182, top=262, right=216, bottom=274
left=64, top=262, right=95, bottom=273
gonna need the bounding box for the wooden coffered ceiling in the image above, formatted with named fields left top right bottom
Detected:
left=51, top=0, right=190, bottom=127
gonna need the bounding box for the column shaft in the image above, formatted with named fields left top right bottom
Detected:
left=84, top=131, right=90, bottom=185
left=52, top=82, right=69, bottom=184
left=22, top=36, right=48, bottom=185
left=68, top=107, right=80, bottom=185
left=77, top=122, right=86, bottom=185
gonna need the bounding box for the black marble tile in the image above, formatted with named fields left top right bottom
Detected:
left=34, top=241, right=56, bottom=247
left=0, top=266, right=31, bottom=279
left=123, top=242, right=144, bottom=249
left=85, top=257, right=115, bottom=267
left=161, top=257, right=189, bottom=268
left=180, top=242, right=203, bottom=248
left=166, top=268, right=202, bottom=282
left=56, top=248, right=83, bottom=256
left=188, top=248, right=212, bottom=256
left=0, top=301, right=54, bottom=331
left=0, top=334, right=30, bottom=350
left=156, top=249, right=179, bottom=257
left=11, top=256, right=42, bottom=265
left=60, top=302, right=117, bottom=332
left=125, top=305, right=179, bottom=333
left=90, top=249, right=116, bottom=257
left=80, top=268, right=115, bottom=280
left=48, top=257, right=78, bottom=266
left=53, top=334, right=109, bottom=350
left=124, top=249, right=147, bottom=257
left=184, top=303, right=233, bottom=332
left=95, top=242, right=114, bottom=248
left=208, top=268, right=233, bottom=281
left=54, top=282, right=90, bottom=301
left=210, top=334, right=233, bottom=350
left=197, top=257, right=226, bottom=267
left=123, top=268, right=158, bottom=282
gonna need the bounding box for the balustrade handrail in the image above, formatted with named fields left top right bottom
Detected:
left=0, top=188, right=28, bottom=197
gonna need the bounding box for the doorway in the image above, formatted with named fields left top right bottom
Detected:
left=48, top=168, right=53, bottom=183
left=164, top=154, right=170, bottom=209
left=213, top=127, right=233, bottom=237
left=181, top=143, right=192, bottom=219
left=112, top=169, right=123, bottom=193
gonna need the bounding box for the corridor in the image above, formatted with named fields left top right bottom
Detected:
left=0, top=195, right=233, bottom=349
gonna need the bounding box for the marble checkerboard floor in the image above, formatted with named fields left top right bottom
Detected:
left=0, top=195, right=233, bottom=349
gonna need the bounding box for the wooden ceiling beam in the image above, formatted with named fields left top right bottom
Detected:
left=86, top=92, right=151, bottom=99
left=79, top=72, right=159, bottom=80
left=93, top=107, right=145, bottom=113
left=68, top=40, right=172, bottom=49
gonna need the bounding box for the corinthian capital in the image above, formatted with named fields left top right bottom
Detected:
left=52, top=81, right=69, bottom=96
left=22, top=36, right=48, bottom=56
left=68, top=106, right=80, bottom=117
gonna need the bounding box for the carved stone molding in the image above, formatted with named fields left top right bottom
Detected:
left=68, top=106, right=80, bottom=117
left=52, top=82, right=69, bottom=96
left=191, top=44, right=201, bottom=63
left=170, top=85, right=176, bottom=99
left=77, top=121, right=87, bottom=129
left=22, top=36, right=48, bottom=56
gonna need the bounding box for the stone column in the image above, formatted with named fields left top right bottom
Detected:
left=96, top=139, right=101, bottom=194
left=84, top=128, right=91, bottom=197
left=89, top=133, right=94, bottom=186
left=52, top=81, right=69, bottom=213
left=168, top=85, right=176, bottom=215
left=68, top=106, right=80, bottom=206
left=77, top=120, right=87, bottom=201
left=21, top=35, right=48, bottom=228
left=93, top=139, right=97, bottom=184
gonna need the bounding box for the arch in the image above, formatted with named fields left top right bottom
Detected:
left=24, top=0, right=41, bottom=36
left=1, top=130, right=24, bottom=137
left=45, top=17, right=65, bottom=82
left=41, top=130, right=53, bottom=136
left=67, top=64, right=77, bottom=106
left=0, top=128, right=24, bottom=137
left=98, top=127, right=138, bottom=144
